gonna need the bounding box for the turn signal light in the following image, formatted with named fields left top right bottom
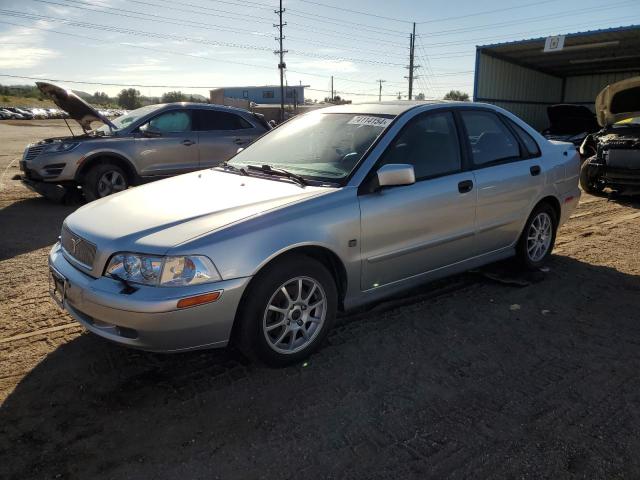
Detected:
left=177, top=291, right=221, bottom=309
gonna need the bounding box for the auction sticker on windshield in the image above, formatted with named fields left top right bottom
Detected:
left=348, top=115, right=392, bottom=128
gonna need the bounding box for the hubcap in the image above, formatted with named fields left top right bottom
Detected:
left=97, top=170, right=127, bottom=197
left=526, top=212, right=552, bottom=262
left=263, top=276, right=327, bottom=354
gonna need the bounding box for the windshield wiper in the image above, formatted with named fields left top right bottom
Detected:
left=246, top=164, right=307, bottom=187
left=218, top=162, right=247, bottom=175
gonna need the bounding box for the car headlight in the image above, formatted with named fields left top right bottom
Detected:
left=105, top=253, right=221, bottom=287
left=45, top=142, right=80, bottom=153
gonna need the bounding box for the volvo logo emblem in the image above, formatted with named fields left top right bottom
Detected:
left=70, top=236, right=82, bottom=254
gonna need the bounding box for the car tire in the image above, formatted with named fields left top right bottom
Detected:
left=82, top=162, right=129, bottom=202
left=516, top=202, right=558, bottom=270
left=235, top=254, right=337, bottom=367
left=579, top=157, right=604, bottom=195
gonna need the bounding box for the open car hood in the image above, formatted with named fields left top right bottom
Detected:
left=595, top=76, right=640, bottom=127
left=36, top=82, right=117, bottom=131
left=546, top=104, right=598, bottom=134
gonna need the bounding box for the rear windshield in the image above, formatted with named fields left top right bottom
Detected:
left=229, top=112, right=394, bottom=182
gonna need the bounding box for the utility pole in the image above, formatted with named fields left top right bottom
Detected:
left=377, top=79, right=386, bottom=102
left=405, top=22, right=420, bottom=100
left=274, top=0, right=287, bottom=122
left=330, top=75, right=334, bottom=101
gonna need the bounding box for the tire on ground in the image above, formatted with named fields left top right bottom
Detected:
left=516, top=202, right=558, bottom=270
left=235, top=253, right=337, bottom=367
left=579, top=156, right=604, bottom=195
left=82, top=162, right=129, bottom=202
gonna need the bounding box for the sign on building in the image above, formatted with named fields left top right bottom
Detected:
left=544, top=35, right=565, bottom=52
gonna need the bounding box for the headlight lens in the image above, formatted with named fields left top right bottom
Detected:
left=45, top=142, right=80, bottom=153
left=105, top=253, right=220, bottom=286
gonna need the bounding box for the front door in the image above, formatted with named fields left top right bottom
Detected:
left=358, top=111, right=477, bottom=290
left=134, top=109, right=199, bottom=176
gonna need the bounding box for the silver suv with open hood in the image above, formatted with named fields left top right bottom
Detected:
left=20, top=82, right=271, bottom=201
left=580, top=76, right=640, bottom=195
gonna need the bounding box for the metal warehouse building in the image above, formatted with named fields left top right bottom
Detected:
left=473, top=25, right=640, bottom=130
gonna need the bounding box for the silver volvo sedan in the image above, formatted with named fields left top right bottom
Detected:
left=49, top=101, right=581, bottom=365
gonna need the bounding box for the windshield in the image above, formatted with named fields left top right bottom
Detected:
left=228, top=112, right=394, bottom=182
left=95, top=104, right=163, bottom=133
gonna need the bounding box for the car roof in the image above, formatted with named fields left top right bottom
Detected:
left=318, top=100, right=461, bottom=116
left=160, top=102, right=253, bottom=114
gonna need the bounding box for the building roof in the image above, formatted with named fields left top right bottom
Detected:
left=477, top=24, right=640, bottom=77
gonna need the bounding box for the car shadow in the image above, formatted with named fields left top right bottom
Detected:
left=2, top=255, right=640, bottom=479
left=0, top=197, right=76, bottom=260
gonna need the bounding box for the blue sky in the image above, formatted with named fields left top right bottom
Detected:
left=0, top=0, right=639, bottom=101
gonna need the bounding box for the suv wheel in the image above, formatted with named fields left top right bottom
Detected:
left=83, top=163, right=129, bottom=201
left=236, top=254, right=337, bottom=366
left=516, top=203, right=558, bottom=270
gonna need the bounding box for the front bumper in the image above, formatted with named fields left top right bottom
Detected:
left=21, top=177, right=68, bottom=202
left=48, top=242, right=251, bottom=352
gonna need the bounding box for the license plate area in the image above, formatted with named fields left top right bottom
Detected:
left=49, top=266, right=68, bottom=309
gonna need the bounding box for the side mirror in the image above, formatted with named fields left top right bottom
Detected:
left=376, top=163, right=415, bottom=188
left=140, top=124, right=162, bottom=138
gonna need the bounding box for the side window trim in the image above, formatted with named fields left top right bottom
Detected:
left=499, top=114, right=541, bottom=159
left=456, top=108, right=527, bottom=170
left=193, top=109, right=255, bottom=132
left=360, top=108, right=464, bottom=191
left=139, top=108, right=192, bottom=133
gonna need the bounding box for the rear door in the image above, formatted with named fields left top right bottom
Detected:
left=194, top=109, right=264, bottom=168
left=358, top=110, right=477, bottom=290
left=458, top=109, right=544, bottom=255
left=134, top=108, right=199, bottom=176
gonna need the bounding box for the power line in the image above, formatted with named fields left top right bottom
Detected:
left=296, top=0, right=412, bottom=24
left=0, top=74, right=219, bottom=89
left=416, top=0, right=556, bottom=24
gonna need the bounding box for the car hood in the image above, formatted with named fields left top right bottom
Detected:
left=596, top=76, right=640, bottom=127
left=546, top=104, right=598, bottom=134
left=36, top=81, right=117, bottom=131
left=65, top=169, right=332, bottom=252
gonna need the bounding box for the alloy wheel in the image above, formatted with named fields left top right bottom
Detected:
left=97, top=170, right=127, bottom=197
left=526, top=212, right=553, bottom=262
left=262, top=276, right=327, bottom=354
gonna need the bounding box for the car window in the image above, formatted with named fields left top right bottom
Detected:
left=461, top=110, right=520, bottom=166
left=378, top=111, right=461, bottom=180
left=146, top=110, right=191, bottom=133
left=194, top=110, right=253, bottom=131
left=507, top=118, right=540, bottom=157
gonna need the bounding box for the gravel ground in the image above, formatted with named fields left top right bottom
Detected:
left=1, top=120, right=640, bottom=479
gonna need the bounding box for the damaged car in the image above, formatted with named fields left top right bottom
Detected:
left=580, top=77, right=640, bottom=195
left=542, top=104, right=599, bottom=148
left=21, top=82, right=271, bottom=202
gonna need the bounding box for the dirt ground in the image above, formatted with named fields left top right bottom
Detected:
left=1, top=120, right=640, bottom=479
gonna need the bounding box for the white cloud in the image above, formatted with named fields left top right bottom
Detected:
left=0, top=47, right=59, bottom=69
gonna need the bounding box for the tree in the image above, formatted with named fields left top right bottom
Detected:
left=415, top=92, right=425, bottom=100
left=117, top=88, right=142, bottom=109
left=443, top=90, right=470, bottom=101
left=92, top=91, right=110, bottom=105
left=161, top=91, right=186, bottom=103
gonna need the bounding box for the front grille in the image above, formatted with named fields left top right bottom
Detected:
left=61, top=225, right=97, bottom=268
left=24, top=144, right=45, bottom=161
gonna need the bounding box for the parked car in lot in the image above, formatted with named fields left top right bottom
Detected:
left=21, top=82, right=271, bottom=201
left=6, top=107, right=34, bottom=119
left=0, top=108, right=24, bottom=119
left=49, top=101, right=581, bottom=365
left=580, top=77, right=640, bottom=195
left=542, top=104, right=599, bottom=148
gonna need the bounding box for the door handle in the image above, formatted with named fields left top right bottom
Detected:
left=233, top=138, right=247, bottom=145
left=530, top=165, right=541, bottom=176
left=182, top=139, right=195, bottom=146
left=458, top=179, right=473, bottom=194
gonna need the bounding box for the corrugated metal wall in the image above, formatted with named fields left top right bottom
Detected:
left=474, top=52, right=562, bottom=130
left=564, top=71, right=640, bottom=105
